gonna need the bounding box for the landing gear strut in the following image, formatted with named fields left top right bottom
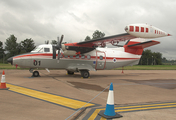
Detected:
left=80, top=70, right=89, bottom=78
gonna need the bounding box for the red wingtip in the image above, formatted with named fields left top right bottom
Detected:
left=2, top=70, right=5, bottom=75
left=167, top=34, right=172, bottom=36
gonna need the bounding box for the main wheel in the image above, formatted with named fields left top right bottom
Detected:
left=33, top=71, right=40, bottom=77
left=81, top=70, right=89, bottom=78
left=67, top=71, right=74, bottom=75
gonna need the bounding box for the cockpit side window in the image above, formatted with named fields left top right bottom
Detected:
left=44, top=48, right=50, bottom=52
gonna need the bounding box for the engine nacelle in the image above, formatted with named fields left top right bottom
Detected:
left=60, top=44, right=77, bottom=56
left=125, top=23, right=171, bottom=38
left=61, top=44, right=95, bottom=56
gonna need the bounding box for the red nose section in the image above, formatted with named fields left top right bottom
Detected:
left=167, top=34, right=171, bottom=36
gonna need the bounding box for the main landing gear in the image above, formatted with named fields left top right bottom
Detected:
left=80, top=70, right=90, bottom=78
left=29, top=69, right=90, bottom=78
left=67, top=71, right=74, bottom=75
left=67, top=70, right=90, bottom=78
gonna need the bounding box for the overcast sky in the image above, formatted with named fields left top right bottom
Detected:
left=0, top=0, right=175, bottom=59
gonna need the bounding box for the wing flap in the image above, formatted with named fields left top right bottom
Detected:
left=127, top=40, right=160, bottom=49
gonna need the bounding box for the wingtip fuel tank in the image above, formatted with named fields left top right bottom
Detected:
left=125, top=23, right=171, bottom=38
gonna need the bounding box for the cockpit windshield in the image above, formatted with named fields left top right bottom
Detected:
left=31, top=45, right=51, bottom=53
left=31, top=46, right=43, bottom=52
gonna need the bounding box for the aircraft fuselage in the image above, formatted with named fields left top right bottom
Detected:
left=11, top=47, right=140, bottom=71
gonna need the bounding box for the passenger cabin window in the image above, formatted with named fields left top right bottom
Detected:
left=100, top=55, right=103, bottom=60
left=70, top=56, right=73, bottom=58
left=44, top=48, right=50, bottom=52
left=76, top=55, right=79, bottom=59
left=87, top=55, right=91, bottom=59
left=81, top=55, right=85, bottom=59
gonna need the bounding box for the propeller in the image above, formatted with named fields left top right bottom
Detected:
left=55, top=35, right=64, bottom=60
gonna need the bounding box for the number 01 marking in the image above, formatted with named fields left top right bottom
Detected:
left=33, top=60, right=41, bottom=66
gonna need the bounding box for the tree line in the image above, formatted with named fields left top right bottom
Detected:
left=139, top=49, right=162, bottom=65
left=0, top=35, right=35, bottom=63
left=0, top=31, right=167, bottom=65
left=0, top=30, right=106, bottom=63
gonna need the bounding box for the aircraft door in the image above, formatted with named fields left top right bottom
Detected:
left=95, top=51, right=106, bottom=70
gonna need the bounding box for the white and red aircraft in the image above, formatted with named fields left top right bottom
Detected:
left=7, top=23, right=171, bottom=78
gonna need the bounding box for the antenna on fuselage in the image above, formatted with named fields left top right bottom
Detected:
left=45, top=40, right=49, bottom=44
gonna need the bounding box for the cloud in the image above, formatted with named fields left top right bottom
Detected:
left=0, top=0, right=175, bottom=58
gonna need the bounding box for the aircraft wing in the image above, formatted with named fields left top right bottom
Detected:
left=63, top=33, right=136, bottom=55
left=77, top=33, right=136, bottom=47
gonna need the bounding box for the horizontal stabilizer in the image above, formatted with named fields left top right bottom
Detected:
left=127, top=40, right=160, bottom=49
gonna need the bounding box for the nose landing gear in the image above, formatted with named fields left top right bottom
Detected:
left=29, top=69, right=40, bottom=77
left=33, top=71, right=40, bottom=77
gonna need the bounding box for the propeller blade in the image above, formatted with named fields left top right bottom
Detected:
left=56, top=35, right=64, bottom=60
left=58, top=49, right=60, bottom=60
left=52, top=46, right=56, bottom=59
left=57, top=37, right=60, bottom=47
left=60, top=35, right=64, bottom=44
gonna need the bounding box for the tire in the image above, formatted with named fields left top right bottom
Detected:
left=33, top=71, right=40, bottom=77
left=67, top=71, right=74, bottom=75
left=81, top=70, right=89, bottom=78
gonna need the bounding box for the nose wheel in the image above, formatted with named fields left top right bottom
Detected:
left=33, top=71, right=40, bottom=77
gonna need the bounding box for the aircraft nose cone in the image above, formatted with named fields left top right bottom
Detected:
left=7, top=57, right=13, bottom=65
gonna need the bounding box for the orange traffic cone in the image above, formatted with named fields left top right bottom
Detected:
left=122, top=66, right=124, bottom=74
left=0, top=71, right=9, bottom=90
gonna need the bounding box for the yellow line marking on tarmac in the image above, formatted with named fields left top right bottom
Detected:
left=88, top=102, right=176, bottom=120
left=6, top=83, right=95, bottom=110
left=115, top=102, right=176, bottom=109
left=100, top=117, right=106, bottom=120
left=115, top=105, right=176, bottom=112
left=88, top=109, right=103, bottom=120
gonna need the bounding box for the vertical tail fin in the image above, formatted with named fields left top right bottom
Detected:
left=124, top=38, right=160, bottom=55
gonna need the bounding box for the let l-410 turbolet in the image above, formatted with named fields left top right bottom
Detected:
left=7, top=23, right=171, bottom=78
